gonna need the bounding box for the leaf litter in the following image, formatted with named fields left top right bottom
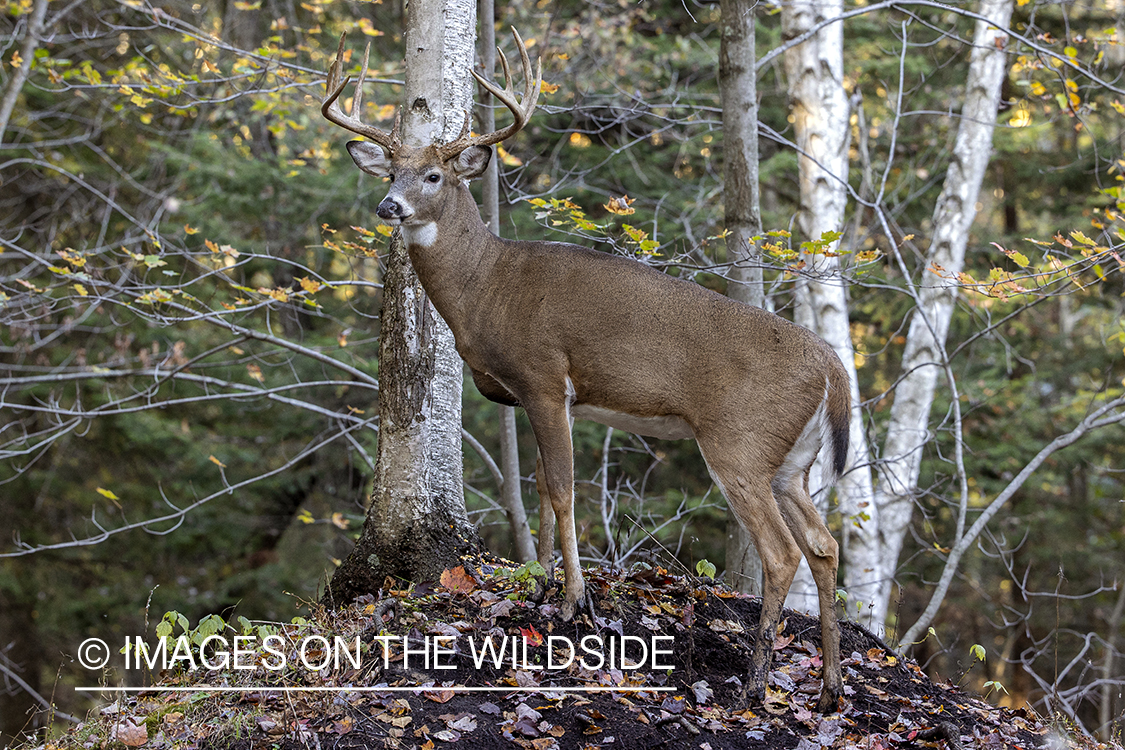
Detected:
left=60, top=555, right=1103, bottom=750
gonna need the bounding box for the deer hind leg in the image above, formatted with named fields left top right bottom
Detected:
left=525, top=402, right=586, bottom=621
left=773, top=470, right=843, bottom=713
left=699, top=441, right=802, bottom=705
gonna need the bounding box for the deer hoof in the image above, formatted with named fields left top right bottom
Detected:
left=815, top=685, right=843, bottom=714
left=734, top=678, right=764, bottom=711
left=560, top=592, right=592, bottom=622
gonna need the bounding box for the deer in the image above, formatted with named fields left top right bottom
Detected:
left=323, top=28, right=850, bottom=713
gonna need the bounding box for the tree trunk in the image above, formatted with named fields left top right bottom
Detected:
left=852, top=0, right=1014, bottom=632
left=781, top=0, right=873, bottom=617
left=478, top=0, right=535, bottom=563
left=328, top=0, right=478, bottom=604
left=0, top=0, right=48, bottom=144
left=719, top=0, right=763, bottom=596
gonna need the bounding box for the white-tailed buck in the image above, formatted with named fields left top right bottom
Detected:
left=324, top=29, right=849, bottom=712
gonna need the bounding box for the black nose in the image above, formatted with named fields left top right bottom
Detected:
left=376, top=199, right=401, bottom=220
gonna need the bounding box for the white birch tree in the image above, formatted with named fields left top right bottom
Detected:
left=330, top=0, right=478, bottom=600
left=850, top=0, right=1017, bottom=632
left=780, top=0, right=874, bottom=616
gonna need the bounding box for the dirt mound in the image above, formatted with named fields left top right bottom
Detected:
left=72, top=560, right=1053, bottom=750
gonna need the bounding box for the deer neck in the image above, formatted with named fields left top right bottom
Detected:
left=399, top=183, right=496, bottom=333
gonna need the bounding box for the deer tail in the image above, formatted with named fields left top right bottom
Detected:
left=825, top=363, right=851, bottom=483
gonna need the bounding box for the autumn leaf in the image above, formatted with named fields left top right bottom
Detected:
left=208, top=455, right=226, bottom=468
left=247, top=363, right=264, bottom=384
left=115, top=719, right=147, bottom=747
left=96, top=487, right=120, bottom=501
left=439, top=565, right=477, bottom=595
left=603, top=195, right=635, bottom=215
left=298, top=276, right=322, bottom=293
left=520, top=624, right=544, bottom=647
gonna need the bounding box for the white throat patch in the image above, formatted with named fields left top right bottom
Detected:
left=402, top=222, right=438, bottom=248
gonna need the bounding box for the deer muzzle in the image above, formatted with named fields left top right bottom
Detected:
left=377, top=197, right=408, bottom=222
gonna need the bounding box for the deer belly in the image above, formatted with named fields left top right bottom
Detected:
left=570, top=404, right=694, bottom=440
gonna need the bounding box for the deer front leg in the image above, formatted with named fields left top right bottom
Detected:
left=534, top=451, right=556, bottom=573
left=525, top=402, right=586, bottom=621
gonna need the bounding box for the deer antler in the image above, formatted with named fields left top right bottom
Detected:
left=436, top=27, right=542, bottom=161
left=322, top=31, right=401, bottom=154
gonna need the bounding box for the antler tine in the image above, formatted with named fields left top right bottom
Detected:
left=437, top=26, right=541, bottom=160
left=321, top=31, right=400, bottom=154
left=352, top=41, right=370, bottom=121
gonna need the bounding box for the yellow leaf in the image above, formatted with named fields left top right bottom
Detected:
left=247, top=363, right=264, bottom=384
left=1069, top=230, right=1096, bottom=246
left=298, top=277, right=322, bottom=293
left=331, top=512, right=349, bottom=529
left=497, top=144, right=522, bottom=167
left=1030, top=81, right=1047, bottom=96
left=356, top=18, right=384, bottom=36
left=603, top=195, right=636, bottom=215
left=209, top=455, right=226, bottom=468
left=297, top=508, right=315, bottom=524
left=184, top=224, right=199, bottom=235
left=74, top=283, right=88, bottom=297
left=96, top=487, right=120, bottom=501
left=540, top=80, right=559, bottom=95
left=1112, top=100, right=1125, bottom=115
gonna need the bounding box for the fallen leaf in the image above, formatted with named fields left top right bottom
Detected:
left=439, top=566, right=476, bottom=595
left=115, top=719, right=147, bottom=747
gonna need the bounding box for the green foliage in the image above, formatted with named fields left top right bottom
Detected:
left=695, top=559, right=716, bottom=580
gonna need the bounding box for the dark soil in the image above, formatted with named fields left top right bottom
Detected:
left=89, top=559, right=1052, bottom=750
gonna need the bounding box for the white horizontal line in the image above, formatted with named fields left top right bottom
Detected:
left=75, top=685, right=676, bottom=693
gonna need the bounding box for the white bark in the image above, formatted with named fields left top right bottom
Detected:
left=337, top=0, right=477, bottom=593
left=851, top=0, right=1014, bottom=632
left=402, top=0, right=473, bottom=518
left=780, top=0, right=874, bottom=617
left=0, top=0, right=49, bottom=145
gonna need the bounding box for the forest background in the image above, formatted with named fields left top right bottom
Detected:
left=1, top=0, right=1124, bottom=743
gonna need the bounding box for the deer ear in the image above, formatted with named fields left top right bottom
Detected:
left=347, top=140, right=392, bottom=178
left=450, top=145, right=492, bottom=181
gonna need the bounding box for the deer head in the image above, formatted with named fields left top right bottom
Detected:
left=322, top=28, right=541, bottom=240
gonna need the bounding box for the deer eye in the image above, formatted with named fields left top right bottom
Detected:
left=426, top=173, right=441, bottom=183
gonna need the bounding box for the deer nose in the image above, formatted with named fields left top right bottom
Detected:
left=376, top=198, right=403, bottom=220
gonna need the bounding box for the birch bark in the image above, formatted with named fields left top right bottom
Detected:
left=780, top=0, right=874, bottom=617
left=852, top=0, right=1015, bottom=631
left=329, top=0, right=478, bottom=602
